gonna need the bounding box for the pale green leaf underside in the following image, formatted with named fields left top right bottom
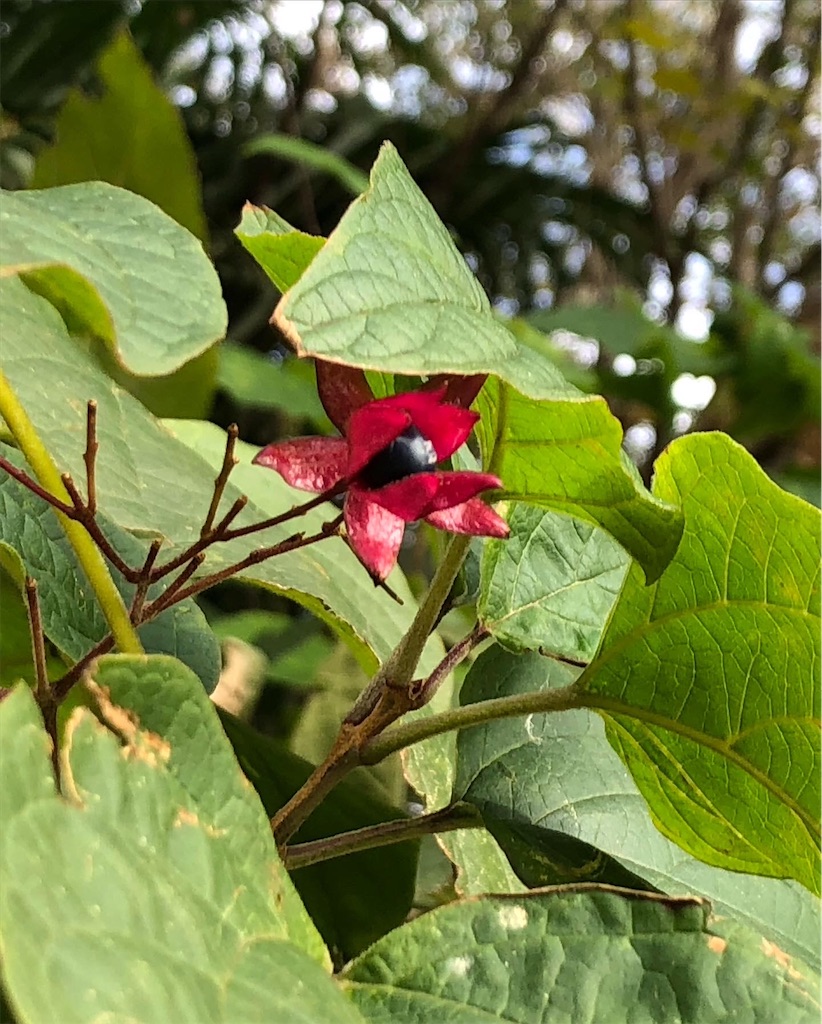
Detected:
left=0, top=183, right=226, bottom=375
left=342, top=887, right=819, bottom=1023
left=579, top=432, right=821, bottom=892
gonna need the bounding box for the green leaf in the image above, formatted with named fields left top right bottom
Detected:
left=273, top=142, right=571, bottom=398
left=526, top=304, right=655, bottom=357
left=219, top=711, right=418, bottom=963
left=0, top=183, right=225, bottom=376
left=216, top=342, right=331, bottom=427
left=234, top=203, right=324, bottom=294
left=479, top=504, right=630, bottom=659
left=576, top=433, right=821, bottom=893
left=0, top=666, right=365, bottom=1023
left=0, top=278, right=440, bottom=675
left=30, top=30, right=207, bottom=241
left=455, top=645, right=820, bottom=965
left=341, top=886, right=819, bottom=1023
left=476, top=377, right=683, bottom=581
left=0, top=444, right=221, bottom=692
left=245, top=134, right=369, bottom=196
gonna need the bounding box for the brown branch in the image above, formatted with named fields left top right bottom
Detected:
left=83, top=400, right=99, bottom=516
left=200, top=423, right=239, bottom=539
left=407, top=624, right=489, bottom=709
left=52, top=636, right=115, bottom=703
left=0, top=453, right=75, bottom=515
left=146, top=516, right=344, bottom=612
left=283, top=804, right=482, bottom=869
left=24, top=578, right=49, bottom=703
left=128, top=539, right=163, bottom=621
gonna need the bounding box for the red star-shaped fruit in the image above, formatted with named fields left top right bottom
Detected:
left=253, top=363, right=509, bottom=580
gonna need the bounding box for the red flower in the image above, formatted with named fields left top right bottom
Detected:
left=253, top=364, right=508, bottom=580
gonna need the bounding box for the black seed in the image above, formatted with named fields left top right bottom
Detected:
left=359, top=426, right=437, bottom=489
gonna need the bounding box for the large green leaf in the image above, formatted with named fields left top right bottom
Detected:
left=0, top=277, right=439, bottom=675
left=219, top=711, right=418, bottom=964
left=341, top=886, right=819, bottom=1023
left=475, top=378, right=682, bottom=582
left=454, top=645, right=820, bottom=965
left=265, top=143, right=681, bottom=580
left=0, top=446, right=220, bottom=691
left=575, top=433, right=820, bottom=892
left=479, top=504, right=630, bottom=659
left=0, top=183, right=225, bottom=376
left=0, top=664, right=365, bottom=1023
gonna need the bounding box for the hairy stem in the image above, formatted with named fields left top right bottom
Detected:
left=361, top=681, right=583, bottom=764
left=284, top=804, right=482, bottom=870
left=0, top=370, right=143, bottom=655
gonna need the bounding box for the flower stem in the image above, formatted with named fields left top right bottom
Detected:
left=283, top=804, right=482, bottom=870
left=361, top=681, right=583, bottom=764
left=272, top=533, right=473, bottom=846
left=345, top=533, right=472, bottom=727
left=0, top=370, right=143, bottom=656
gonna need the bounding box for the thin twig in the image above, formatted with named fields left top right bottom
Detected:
left=52, top=636, right=115, bottom=702
left=0, top=453, right=75, bottom=515
left=200, top=424, right=239, bottom=538
left=84, top=400, right=99, bottom=516
left=144, top=553, right=206, bottom=618
left=221, top=484, right=346, bottom=541
left=24, top=578, right=49, bottom=704
left=148, top=517, right=343, bottom=613
left=283, top=804, right=482, bottom=868
left=129, top=539, right=163, bottom=621
left=408, top=624, right=490, bottom=709
left=60, top=472, right=141, bottom=581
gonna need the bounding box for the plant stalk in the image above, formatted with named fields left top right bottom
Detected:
left=284, top=804, right=482, bottom=870
left=361, top=681, right=583, bottom=764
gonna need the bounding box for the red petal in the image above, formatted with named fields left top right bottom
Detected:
left=366, top=388, right=478, bottom=460
left=346, top=404, right=410, bottom=475
left=426, top=498, right=510, bottom=537
left=316, top=361, right=374, bottom=432
left=369, top=471, right=501, bottom=520
left=428, top=374, right=488, bottom=409
left=253, top=437, right=347, bottom=493
left=344, top=489, right=405, bottom=580
left=365, top=474, right=441, bottom=522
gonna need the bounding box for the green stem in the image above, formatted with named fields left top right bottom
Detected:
left=362, top=681, right=583, bottom=764
left=386, top=532, right=472, bottom=684
left=283, top=804, right=482, bottom=870
left=0, top=370, right=143, bottom=655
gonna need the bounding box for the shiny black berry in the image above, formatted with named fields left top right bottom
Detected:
left=359, top=425, right=437, bottom=489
